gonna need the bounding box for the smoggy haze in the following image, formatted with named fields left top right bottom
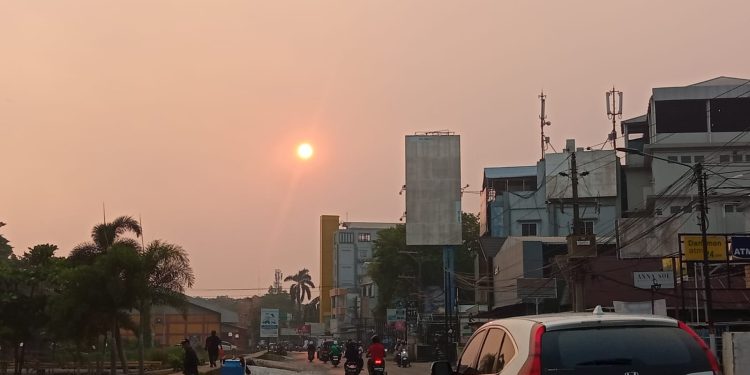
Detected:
left=1, top=1, right=749, bottom=297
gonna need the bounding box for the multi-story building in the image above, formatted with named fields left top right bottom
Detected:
left=319, top=215, right=340, bottom=325
left=329, top=221, right=396, bottom=338
left=619, top=76, right=750, bottom=322
left=477, top=141, right=620, bottom=309
left=620, top=76, right=750, bottom=257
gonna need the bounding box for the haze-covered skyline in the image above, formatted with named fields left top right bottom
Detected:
left=2, top=1, right=749, bottom=297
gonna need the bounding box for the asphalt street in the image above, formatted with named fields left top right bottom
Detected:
left=253, top=352, right=430, bottom=375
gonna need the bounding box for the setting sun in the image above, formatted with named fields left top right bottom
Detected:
left=297, top=143, right=314, bottom=160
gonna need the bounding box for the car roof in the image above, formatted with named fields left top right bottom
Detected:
left=484, top=310, right=679, bottom=332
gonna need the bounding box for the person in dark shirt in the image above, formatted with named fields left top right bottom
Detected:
left=205, top=331, right=221, bottom=367
left=182, top=339, right=199, bottom=375
left=344, top=340, right=363, bottom=371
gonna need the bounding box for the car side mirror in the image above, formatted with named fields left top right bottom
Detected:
left=431, top=361, right=454, bottom=375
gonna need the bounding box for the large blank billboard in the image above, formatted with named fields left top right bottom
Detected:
left=405, top=135, right=462, bottom=245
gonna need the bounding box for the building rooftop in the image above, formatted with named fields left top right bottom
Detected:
left=484, top=166, right=537, bottom=180
left=187, top=297, right=240, bottom=323
left=341, top=222, right=398, bottom=230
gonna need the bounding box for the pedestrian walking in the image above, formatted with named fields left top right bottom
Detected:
left=182, top=339, right=199, bottom=375
left=205, top=330, right=221, bottom=367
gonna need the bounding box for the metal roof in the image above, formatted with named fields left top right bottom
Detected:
left=187, top=297, right=240, bottom=324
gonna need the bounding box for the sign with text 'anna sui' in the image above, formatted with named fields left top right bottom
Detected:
left=633, top=271, right=674, bottom=289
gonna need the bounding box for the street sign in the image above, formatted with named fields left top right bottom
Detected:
left=633, top=271, right=674, bottom=289
left=386, top=308, right=406, bottom=323
left=516, top=278, right=558, bottom=299
left=731, top=236, right=750, bottom=259
left=260, top=308, right=279, bottom=338
left=681, top=235, right=727, bottom=261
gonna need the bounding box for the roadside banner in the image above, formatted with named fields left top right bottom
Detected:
left=260, top=308, right=279, bottom=338
left=681, top=235, right=727, bottom=261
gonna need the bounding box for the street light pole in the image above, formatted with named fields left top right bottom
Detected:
left=617, top=148, right=716, bottom=353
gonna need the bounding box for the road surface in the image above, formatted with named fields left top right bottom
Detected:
left=250, top=352, right=430, bottom=375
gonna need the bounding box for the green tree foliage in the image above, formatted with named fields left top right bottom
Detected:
left=284, top=269, right=315, bottom=323
left=367, top=213, right=480, bottom=318
left=0, top=243, right=63, bottom=374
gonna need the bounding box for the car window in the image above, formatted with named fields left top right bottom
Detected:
left=457, top=329, right=487, bottom=375
left=541, top=326, right=712, bottom=374
left=476, top=329, right=504, bottom=374
left=497, top=329, right=516, bottom=372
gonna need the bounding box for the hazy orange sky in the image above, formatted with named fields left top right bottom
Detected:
left=2, top=1, right=749, bottom=298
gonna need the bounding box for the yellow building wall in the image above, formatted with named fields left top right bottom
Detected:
left=320, top=215, right=339, bottom=323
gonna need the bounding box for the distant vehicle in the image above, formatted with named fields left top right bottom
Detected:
left=317, top=340, right=334, bottom=363
left=221, top=341, right=238, bottom=352
left=431, top=306, right=721, bottom=375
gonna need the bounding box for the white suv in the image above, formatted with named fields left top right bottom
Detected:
left=432, top=307, right=721, bottom=375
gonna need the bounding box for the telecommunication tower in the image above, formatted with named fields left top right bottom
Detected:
left=539, top=91, right=552, bottom=160
left=273, top=269, right=283, bottom=294
left=606, top=87, right=623, bottom=149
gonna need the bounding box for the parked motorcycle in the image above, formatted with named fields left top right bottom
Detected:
left=331, top=354, right=341, bottom=367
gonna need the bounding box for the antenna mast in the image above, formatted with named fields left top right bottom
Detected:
left=606, top=87, right=623, bottom=149
left=539, top=91, right=551, bottom=160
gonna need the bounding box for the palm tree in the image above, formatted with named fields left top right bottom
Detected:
left=69, top=216, right=142, bottom=375
left=284, top=269, right=315, bottom=323
left=134, top=240, right=194, bottom=375
left=69, top=216, right=142, bottom=264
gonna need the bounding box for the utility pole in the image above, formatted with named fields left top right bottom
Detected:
left=570, top=150, right=585, bottom=312
left=606, top=87, right=623, bottom=149
left=539, top=91, right=551, bottom=160
left=696, top=163, right=716, bottom=353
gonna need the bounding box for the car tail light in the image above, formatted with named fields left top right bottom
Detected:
left=374, top=359, right=383, bottom=365
left=518, top=324, right=545, bottom=375
left=678, top=321, right=722, bottom=374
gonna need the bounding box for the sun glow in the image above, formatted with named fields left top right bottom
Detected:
left=297, top=143, right=314, bottom=160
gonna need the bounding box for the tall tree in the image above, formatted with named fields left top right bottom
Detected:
left=368, top=213, right=479, bottom=318
left=134, top=240, right=194, bottom=375
left=0, top=243, right=62, bottom=375
left=67, top=216, right=143, bottom=375
left=284, top=269, right=315, bottom=323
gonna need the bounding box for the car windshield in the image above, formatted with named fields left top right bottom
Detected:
left=541, top=326, right=711, bottom=375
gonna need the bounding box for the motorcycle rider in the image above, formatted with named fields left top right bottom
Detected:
left=306, top=341, right=317, bottom=361
left=330, top=341, right=342, bottom=364
left=366, top=335, right=386, bottom=375
left=344, top=339, right=362, bottom=372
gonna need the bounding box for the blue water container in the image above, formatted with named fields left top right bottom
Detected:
left=221, top=359, right=244, bottom=375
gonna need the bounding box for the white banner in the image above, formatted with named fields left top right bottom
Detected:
left=260, top=308, right=279, bottom=338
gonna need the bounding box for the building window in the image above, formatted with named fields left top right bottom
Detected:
left=734, top=154, right=744, bottom=163
left=724, top=204, right=743, bottom=213
left=680, top=156, right=692, bottom=164
left=670, top=206, right=683, bottom=215
left=655, top=208, right=663, bottom=216
left=745, top=155, right=750, bottom=162
left=521, top=223, right=537, bottom=236
left=695, top=155, right=705, bottom=163
left=720, top=155, right=730, bottom=163
left=358, top=233, right=371, bottom=242
left=339, top=232, right=354, bottom=243
left=668, top=156, right=678, bottom=162
left=582, top=221, right=595, bottom=235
